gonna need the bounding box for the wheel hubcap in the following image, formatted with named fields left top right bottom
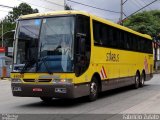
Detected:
left=136, top=76, right=139, bottom=86
left=141, top=77, right=144, bottom=85
left=91, top=82, right=97, bottom=96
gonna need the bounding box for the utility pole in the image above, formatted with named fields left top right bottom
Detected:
left=64, top=0, right=66, bottom=10
left=154, top=39, right=157, bottom=71
left=120, top=0, right=123, bottom=25
left=1, top=20, right=3, bottom=47
left=122, top=0, right=158, bottom=21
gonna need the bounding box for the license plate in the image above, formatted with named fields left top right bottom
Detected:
left=33, top=88, right=42, bottom=92
left=12, top=87, right=22, bottom=91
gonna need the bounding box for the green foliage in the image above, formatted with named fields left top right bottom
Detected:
left=123, top=10, right=160, bottom=37
left=0, top=3, right=39, bottom=46
left=65, top=4, right=72, bottom=10
left=6, top=3, right=38, bottom=23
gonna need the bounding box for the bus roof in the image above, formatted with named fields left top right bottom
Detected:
left=19, top=10, right=152, bottom=40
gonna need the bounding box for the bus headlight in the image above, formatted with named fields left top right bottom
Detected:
left=53, top=79, right=73, bottom=84
left=11, top=78, right=22, bottom=83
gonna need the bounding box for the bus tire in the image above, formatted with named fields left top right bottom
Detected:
left=140, top=72, right=145, bottom=87
left=88, top=77, right=99, bottom=101
left=40, top=97, right=52, bottom=102
left=134, top=72, right=140, bottom=89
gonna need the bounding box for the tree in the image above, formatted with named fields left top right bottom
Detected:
left=65, top=4, right=72, bottom=10
left=6, top=3, right=39, bottom=23
left=0, top=3, right=39, bottom=46
left=123, top=10, right=160, bottom=37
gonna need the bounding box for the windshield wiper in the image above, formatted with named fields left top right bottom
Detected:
left=20, top=59, right=36, bottom=74
left=38, top=57, right=52, bottom=74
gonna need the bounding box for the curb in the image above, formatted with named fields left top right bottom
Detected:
left=153, top=71, right=160, bottom=74
left=0, top=78, right=10, bottom=81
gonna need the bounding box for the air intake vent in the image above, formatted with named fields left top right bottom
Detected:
left=23, top=79, right=52, bottom=82
left=38, top=79, right=52, bottom=82
left=23, top=79, right=34, bottom=82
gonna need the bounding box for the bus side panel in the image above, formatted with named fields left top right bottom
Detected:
left=92, top=46, right=153, bottom=92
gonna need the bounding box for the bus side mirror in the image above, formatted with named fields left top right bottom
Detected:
left=9, top=65, right=12, bottom=69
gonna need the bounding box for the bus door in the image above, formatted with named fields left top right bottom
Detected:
left=75, top=15, right=91, bottom=76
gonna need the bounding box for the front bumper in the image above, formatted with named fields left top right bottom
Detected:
left=11, top=83, right=89, bottom=99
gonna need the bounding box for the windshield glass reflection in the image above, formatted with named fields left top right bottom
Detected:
left=14, top=17, right=74, bottom=73
left=14, top=19, right=41, bottom=72
left=37, top=17, right=74, bottom=72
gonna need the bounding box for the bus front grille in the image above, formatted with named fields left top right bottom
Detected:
left=23, top=79, right=35, bottom=82
left=23, top=79, right=52, bottom=82
left=38, top=79, right=52, bottom=82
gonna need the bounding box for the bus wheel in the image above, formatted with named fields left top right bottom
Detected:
left=89, top=77, right=99, bottom=101
left=140, top=72, right=145, bottom=87
left=40, top=97, right=53, bottom=102
left=134, top=73, right=140, bottom=89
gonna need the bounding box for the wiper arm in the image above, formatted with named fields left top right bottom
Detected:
left=38, top=57, right=52, bottom=74
left=20, top=59, right=36, bottom=74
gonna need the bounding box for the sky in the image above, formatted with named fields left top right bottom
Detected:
left=66, top=0, right=160, bottom=22
left=0, top=0, right=160, bottom=22
left=0, top=0, right=64, bottom=20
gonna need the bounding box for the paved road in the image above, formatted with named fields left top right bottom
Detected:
left=0, top=74, right=160, bottom=119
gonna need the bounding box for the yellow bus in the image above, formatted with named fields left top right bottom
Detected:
left=11, top=11, right=153, bottom=102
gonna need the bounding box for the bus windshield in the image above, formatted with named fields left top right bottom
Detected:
left=14, top=16, right=75, bottom=73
